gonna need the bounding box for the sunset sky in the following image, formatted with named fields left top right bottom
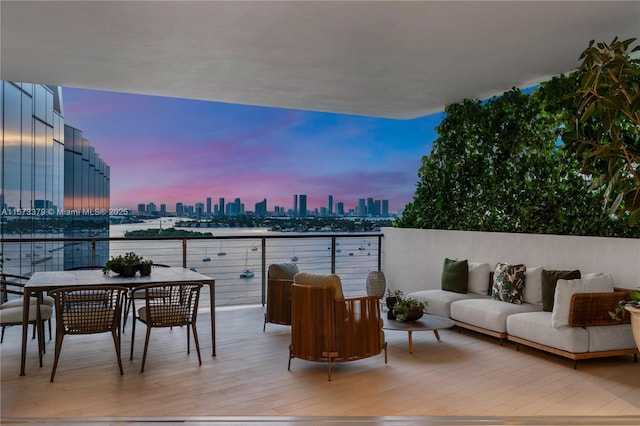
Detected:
left=62, top=87, right=444, bottom=214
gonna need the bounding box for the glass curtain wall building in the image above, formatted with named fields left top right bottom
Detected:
left=1, top=81, right=110, bottom=275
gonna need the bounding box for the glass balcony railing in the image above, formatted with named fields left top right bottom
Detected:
left=0, top=233, right=383, bottom=307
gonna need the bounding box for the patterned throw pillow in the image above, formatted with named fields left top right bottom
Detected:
left=492, top=263, right=527, bottom=304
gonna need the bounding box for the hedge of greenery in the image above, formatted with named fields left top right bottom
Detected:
left=395, top=77, right=640, bottom=237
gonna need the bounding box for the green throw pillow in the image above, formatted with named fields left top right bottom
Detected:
left=541, top=269, right=581, bottom=312
left=492, top=263, right=527, bottom=304
left=441, top=258, right=468, bottom=293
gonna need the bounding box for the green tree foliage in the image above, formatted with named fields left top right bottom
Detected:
left=396, top=86, right=640, bottom=237
left=563, top=38, right=640, bottom=225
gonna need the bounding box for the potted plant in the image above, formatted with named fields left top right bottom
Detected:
left=103, top=252, right=144, bottom=277
left=138, top=258, right=153, bottom=276
left=610, top=291, right=640, bottom=350
left=385, top=289, right=403, bottom=319
left=392, top=296, right=428, bottom=322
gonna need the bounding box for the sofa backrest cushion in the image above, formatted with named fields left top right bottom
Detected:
left=467, top=262, right=491, bottom=295
left=551, top=274, right=614, bottom=328
left=492, top=263, right=526, bottom=304
left=523, top=266, right=543, bottom=305
left=294, top=272, right=344, bottom=300
left=441, top=258, right=468, bottom=293
left=268, top=263, right=300, bottom=280
left=541, top=269, right=582, bottom=312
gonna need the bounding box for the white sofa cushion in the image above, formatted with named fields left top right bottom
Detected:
left=451, top=298, right=541, bottom=333
left=551, top=274, right=614, bottom=328
left=506, top=311, right=589, bottom=353
left=407, top=289, right=489, bottom=318
left=467, top=262, right=491, bottom=295
left=586, top=324, right=637, bottom=352
left=523, top=266, right=543, bottom=305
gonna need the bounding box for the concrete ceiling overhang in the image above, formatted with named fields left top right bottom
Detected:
left=1, top=1, right=639, bottom=119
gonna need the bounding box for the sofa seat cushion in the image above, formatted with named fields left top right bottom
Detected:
left=506, top=312, right=589, bottom=353
left=451, top=298, right=542, bottom=333
left=586, top=324, right=636, bottom=352
left=406, top=290, right=489, bottom=318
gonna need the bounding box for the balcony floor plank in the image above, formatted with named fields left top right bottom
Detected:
left=1, top=306, right=639, bottom=424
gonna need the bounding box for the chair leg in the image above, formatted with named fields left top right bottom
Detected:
left=122, top=293, right=132, bottom=331
left=327, top=357, right=333, bottom=381
left=111, top=327, right=124, bottom=375
left=140, top=326, right=152, bottom=373
left=129, top=314, right=137, bottom=361
left=191, top=322, right=202, bottom=365
left=187, top=321, right=191, bottom=355
left=50, top=333, right=65, bottom=382
left=1, top=326, right=5, bottom=343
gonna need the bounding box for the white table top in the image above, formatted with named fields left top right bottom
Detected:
left=26, top=267, right=214, bottom=289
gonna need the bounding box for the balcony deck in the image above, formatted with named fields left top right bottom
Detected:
left=1, top=304, right=639, bottom=425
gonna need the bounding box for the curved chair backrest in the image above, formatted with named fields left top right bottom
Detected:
left=264, top=263, right=300, bottom=328
left=50, top=285, right=128, bottom=334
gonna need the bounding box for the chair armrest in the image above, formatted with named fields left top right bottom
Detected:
left=569, top=291, right=631, bottom=327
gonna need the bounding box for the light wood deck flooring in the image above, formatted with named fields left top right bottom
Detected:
left=1, top=305, right=639, bottom=425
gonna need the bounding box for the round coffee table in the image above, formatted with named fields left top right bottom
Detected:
left=382, top=314, right=454, bottom=353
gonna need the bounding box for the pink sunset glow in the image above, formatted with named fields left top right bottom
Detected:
left=62, top=87, right=443, bottom=214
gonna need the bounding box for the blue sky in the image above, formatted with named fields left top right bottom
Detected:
left=62, top=87, right=445, bottom=213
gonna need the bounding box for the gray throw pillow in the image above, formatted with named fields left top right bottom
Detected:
left=268, top=263, right=300, bottom=280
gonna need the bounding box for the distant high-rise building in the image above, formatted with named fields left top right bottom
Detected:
left=336, top=202, right=345, bottom=215
left=373, top=200, right=381, bottom=216
left=138, top=204, right=146, bottom=213
left=147, top=202, right=156, bottom=214
left=367, top=198, right=374, bottom=217
left=293, top=194, right=298, bottom=217
left=327, top=195, right=333, bottom=216
left=176, top=202, right=184, bottom=215
left=195, top=202, right=204, bottom=219
left=218, top=197, right=225, bottom=216
left=160, top=204, right=167, bottom=215
left=382, top=200, right=389, bottom=217
left=206, top=197, right=212, bottom=214
left=255, top=198, right=267, bottom=216
left=358, top=199, right=366, bottom=217
left=299, top=194, right=307, bottom=218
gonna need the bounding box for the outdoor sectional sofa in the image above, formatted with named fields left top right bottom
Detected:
left=407, top=259, right=638, bottom=367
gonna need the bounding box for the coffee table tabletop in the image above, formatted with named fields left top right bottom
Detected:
left=383, top=313, right=454, bottom=353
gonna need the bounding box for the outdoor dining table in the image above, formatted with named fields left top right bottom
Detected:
left=20, top=267, right=215, bottom=376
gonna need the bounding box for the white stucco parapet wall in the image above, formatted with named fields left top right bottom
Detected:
left=381, top=227, right=640, bottom=296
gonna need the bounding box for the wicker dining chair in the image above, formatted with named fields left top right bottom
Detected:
left=1, top=273, right=54, bottom=343
left=1, top=277, right=53, bottom=367
left=122, top=263, right=171, bottom=330
left=130, top=282, right=203, bottom=372
left=48, top=285, right=128, bottom=382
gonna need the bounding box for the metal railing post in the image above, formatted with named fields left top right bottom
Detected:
left=182, top=239, right=187, bottom=268
left=331, top=236, right=336, bottom=274
left=261, top=237, right=267, bottom=306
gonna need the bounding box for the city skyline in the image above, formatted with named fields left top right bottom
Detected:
left=62, top=87, right=445, bottom=213
left=137, top=193, right=391, bottom=217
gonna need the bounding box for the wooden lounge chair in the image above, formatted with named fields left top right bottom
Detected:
left=288, top=273, right=387, bottom=381
left=263, top=263, right=299, bottom=331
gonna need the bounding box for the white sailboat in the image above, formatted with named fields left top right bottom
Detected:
left=203, top=247, right=211, bottom=262
left=240, top=249, right=254, bottom=278
left=217, top=243, right=226, bottom=256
